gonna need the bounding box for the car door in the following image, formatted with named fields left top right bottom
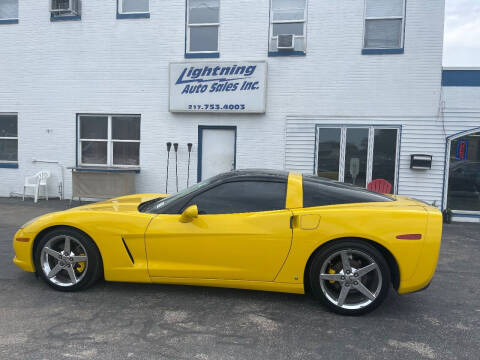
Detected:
left=145, top=180, right=293, bottom=281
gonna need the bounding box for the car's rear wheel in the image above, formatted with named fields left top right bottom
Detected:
left=34, top=228, right=102, bottom=292
left=309, top=240, right=391, bottom=315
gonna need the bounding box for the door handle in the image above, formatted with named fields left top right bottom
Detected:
left=290, top=215, right=299, bottom=229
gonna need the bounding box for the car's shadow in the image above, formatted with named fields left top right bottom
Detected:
left=9, top=270, right=424, bottom=319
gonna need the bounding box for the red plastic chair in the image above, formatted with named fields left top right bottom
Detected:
left=367, top=179, right=392, bottom=194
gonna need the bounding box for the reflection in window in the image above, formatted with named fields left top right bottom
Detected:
left=315, top=126, right=399, bottom=192
left=317, top=128, right=341, bottom=180
left=78, top=115, right=141, bottom=167
left=448, top=132, right=480, bottom=212
left=372, top=129, right=398, bottom=193
left=344, top=128, right=369, bottom=187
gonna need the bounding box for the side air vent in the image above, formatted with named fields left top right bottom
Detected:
left=122, top=238, right=135, bottom=264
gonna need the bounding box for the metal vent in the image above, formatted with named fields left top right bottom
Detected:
left=277, top=34, right=295, bottom=50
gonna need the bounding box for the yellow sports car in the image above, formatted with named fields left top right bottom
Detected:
left=13, top=170, right=442, bottom=315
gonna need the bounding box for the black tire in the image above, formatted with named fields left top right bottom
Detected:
left=309, top=240, right=391, bottom=316
left=34, top=227, right=103, bottom=292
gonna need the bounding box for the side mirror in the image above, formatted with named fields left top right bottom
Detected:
left=179, top=205, right=198, bottom=223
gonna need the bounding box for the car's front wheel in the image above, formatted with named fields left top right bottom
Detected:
left=34, top=228, right=102, bottom=292
left=309, top=240, right=391, bottom=315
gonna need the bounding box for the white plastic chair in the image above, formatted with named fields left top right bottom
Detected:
left=23, top=171, right=50, bottom=203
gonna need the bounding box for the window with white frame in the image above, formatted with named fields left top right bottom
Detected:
left=0, top=0, right=18, bottom=20
left=186, top=0, right=220, bottom=54
left=78, top=115, right=140, bottom=167
left=316, top=126, right=399, bottom=193
left=269, top=0, right=307, bottom=54
left=364, top=0, right=405, bottom=49
left=118, top=0, right=149, bottom=14
left=0, top=114, right=18, bottom=164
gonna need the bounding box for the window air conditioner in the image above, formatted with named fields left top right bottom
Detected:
left=277, top=34, right=295, bottom=50
left=50, top=0, right=80, bottom=15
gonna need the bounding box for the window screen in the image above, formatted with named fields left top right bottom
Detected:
left=187, top=181, right=287, bottom=214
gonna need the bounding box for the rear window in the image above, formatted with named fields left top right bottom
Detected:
left=303, top=176, right=394, bottom=208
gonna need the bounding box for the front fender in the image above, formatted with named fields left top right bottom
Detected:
left=13, top=210, right=156, bottom=283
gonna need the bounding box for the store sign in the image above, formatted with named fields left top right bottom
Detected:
left=169, top=61, right=267, bottom=113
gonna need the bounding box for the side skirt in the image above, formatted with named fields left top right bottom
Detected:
left=149, top=276, right=305, bottom=294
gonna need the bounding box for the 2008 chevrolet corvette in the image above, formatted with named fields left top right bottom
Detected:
left=13, top=170, right=442, bottom=315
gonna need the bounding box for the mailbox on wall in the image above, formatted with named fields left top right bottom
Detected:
left=410, top=154, right=433, bottom=169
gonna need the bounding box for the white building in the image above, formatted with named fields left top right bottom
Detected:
left=0, top=0, right=479, bottom=221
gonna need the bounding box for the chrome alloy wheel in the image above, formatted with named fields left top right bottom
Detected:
left=40, top=235, right=88, bottom=287
left=319, top=249, right=382, bottom=310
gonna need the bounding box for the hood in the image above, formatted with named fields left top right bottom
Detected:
left=70, top=193, right=168, bottom=213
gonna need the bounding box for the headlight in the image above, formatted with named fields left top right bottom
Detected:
left=20, top=216, right=42, bottom=229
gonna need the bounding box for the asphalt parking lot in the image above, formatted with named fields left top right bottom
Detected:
left=0, top=198, right=479, bottom=360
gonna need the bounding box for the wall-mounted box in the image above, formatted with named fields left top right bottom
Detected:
left=410, top=154, right=432, bottom=169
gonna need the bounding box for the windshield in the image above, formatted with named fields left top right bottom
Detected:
left=139, top=177, right=216, bottom=213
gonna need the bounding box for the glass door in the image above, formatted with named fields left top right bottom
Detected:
left=372, top=129, right=399, bottom=189
left=447, top=132, right=480, bottom=212
left=316, top=128, right=341, bottom=180
left=316, top=126, right=399, bottom=193
left=344, top=128, right=369, bottom=187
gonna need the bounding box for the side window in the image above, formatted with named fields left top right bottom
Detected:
left=187, top=181, right=287, bottom=214
left=303, top=178, right=392, bottom=208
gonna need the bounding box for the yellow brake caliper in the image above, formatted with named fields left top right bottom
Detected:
left=328, top=268, right=336, bottom=284
left=76, top=254, right=86, bottom=273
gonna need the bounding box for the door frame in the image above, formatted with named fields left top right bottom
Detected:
left=442, top=126, right=480, bottom=215
left=314, top=124, right=401, bottom=194
left=197, top=125, right=237, bottom=182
